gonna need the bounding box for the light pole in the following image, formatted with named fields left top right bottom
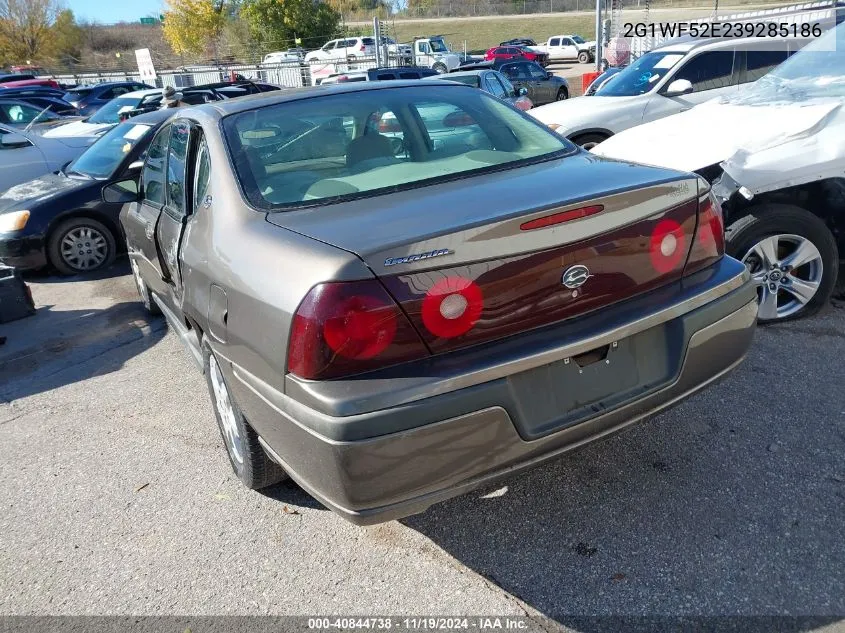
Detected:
left=595, top=0, right=603, bottom=72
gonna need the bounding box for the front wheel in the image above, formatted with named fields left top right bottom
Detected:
left=570, top=132, right=608, bottom=150
left=47, top=216, right=116, bottom=276
left=204, top=346, right=287, bottom=489
left=726, top=204, right=839, bottom=323
left=578, top=51, right=591, bottom=63
left=432, top=62, right=447, bottom=74
left=556, top=87, right=569, bottom=101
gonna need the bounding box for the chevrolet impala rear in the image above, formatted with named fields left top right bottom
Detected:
left=122, top=82, right=757, bottom=525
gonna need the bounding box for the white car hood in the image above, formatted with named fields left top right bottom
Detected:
left=592, top=97, right=845, bottom=194
left=529, top=95, right=644, bottom=130
left=41, top=119, right=111, bottom=139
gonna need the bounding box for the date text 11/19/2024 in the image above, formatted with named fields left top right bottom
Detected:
left=308, top=617, right=532, bottom=630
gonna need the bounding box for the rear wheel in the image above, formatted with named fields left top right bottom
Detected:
left=578, top=51, right=591, bottom=63
left=204, top=345, right=287, bottom=489
left=432, top=62, right=448, bottom=74
left=570, top=132, right=608, bottom=150
left=726, top=204, right=839, bottom=323
left=47, top=217, right=116, bottom=275
left=556, top=87, right=569, bottom=101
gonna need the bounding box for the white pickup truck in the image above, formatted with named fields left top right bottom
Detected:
left=534, top=35, right=596, bottom=63
left=409, top=36, right=466, bottom=73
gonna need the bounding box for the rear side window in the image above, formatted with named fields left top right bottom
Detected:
left=193, top=136, right=211, bottom=211
left=744, top=49, right=789, bottom=83
left=362, top=38, right=375, bottom=46
left=142, top=124, right=170, bottom=206
left=483, top=74, right=507, bottom=98
left=673, top=50, right=736, bottom=91
left=550, top=38, right=560, bottom=46
left=166, top=121, right=190, bottom=216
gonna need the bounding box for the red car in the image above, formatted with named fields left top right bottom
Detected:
left=485, top=46, right=549, bottom=67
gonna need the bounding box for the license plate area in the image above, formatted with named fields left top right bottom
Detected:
left=507, top=322, right=681, bottom=440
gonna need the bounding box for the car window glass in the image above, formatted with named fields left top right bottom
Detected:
left=673, top=50, right=736, bottom=91
left=484, top=74, right=507, bottom=98
left=142, top=124, right=170, bottom=206
left=561, top=38, right=572, bottom=46
left=499, top=74, right=518, bottom=96
left=166, top=121, right=190, bottom=216
left=550, top=38, right=560, bottom=46
left=223, top=88, right=570, bottom=209
left=745, top=49, right=789, bottom=83
left=193, top=135, right=211, bottom=211
left=528, top=63, right=548, bottom=80
left=1, top=102, right=44, bottom=123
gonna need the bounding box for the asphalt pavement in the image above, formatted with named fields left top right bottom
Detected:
left=1, top=262, right=844, bottom=628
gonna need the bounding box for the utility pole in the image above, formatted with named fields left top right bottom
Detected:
left=595, top=0, right=602, bottom=71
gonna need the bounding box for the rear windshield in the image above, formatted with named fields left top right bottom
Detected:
left=88, top=96, right=145, bottom=124
left=65, top=87, right=94, bottom=100
left=362, top=37, right=375, bottom=45
left=223, top=85, right=572, bottom=210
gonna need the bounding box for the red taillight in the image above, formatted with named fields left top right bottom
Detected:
left=649, top=218, right=687, bottom=275
left=336, top=75, right=350, bottom=83
left=421, top=276, right=484, bottom=338
left=520, top=205, right=604, bottom=231
left=287, top=280, right=428, bottom=380
left=685, top=192, right=726, bottom=274
left=360, top=44, right=366, bottom=51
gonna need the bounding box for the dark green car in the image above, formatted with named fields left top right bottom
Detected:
left=498, top=59, right=570, bottom=105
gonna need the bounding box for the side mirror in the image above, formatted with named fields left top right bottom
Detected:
left=547, top=71, right=554, bottom=80
left=103, top=179, right=139, bottom=204
left=128, top=160, right=144, bottom=172
left=664, top=78, right=693, bottom=97
left=0, top=131, right=32, bottom=149
left=518, top=87, right=529, bottom=97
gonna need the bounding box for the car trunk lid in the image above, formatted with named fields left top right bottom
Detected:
left=269, top=153, right=704, bottom=354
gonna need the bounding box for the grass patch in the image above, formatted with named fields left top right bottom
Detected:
left=379, top=1, right=790, bottom=52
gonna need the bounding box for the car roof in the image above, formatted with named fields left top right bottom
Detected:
left=71, top=81, right=145, bottom=90
left=118, top=87, right=165, bottom=99
left=653, top=35, right=778, bottom=53
left=189, top=80, right=471, bottom=117
left=439, top=69, right=492, bottom=78
left=123, top=108, right=176, bottom=125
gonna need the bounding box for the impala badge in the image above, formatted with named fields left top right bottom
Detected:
left=562, top=265, right=591, bottom=289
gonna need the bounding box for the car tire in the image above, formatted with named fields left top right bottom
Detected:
left=578, top=51, right=591, bottom=63
left=556, top=87, right=569, bottom=101
left=130, top=257, right=160, bottom=316
left=204, top=344, right=288, bottom=490
left=47, top=216, right=117, bottom=276
left=726, top=203, right=839, bottom=323
left=570, top=132, right=608, bottom=150
left=433, top=62, right=447, bottom=74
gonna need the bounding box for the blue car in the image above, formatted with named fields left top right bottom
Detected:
left=63, top=81, right=153, bottom=116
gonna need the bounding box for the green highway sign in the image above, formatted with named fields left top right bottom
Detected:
left=140, top=17, right=158, bottom=24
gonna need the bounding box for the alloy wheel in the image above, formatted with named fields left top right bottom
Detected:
left=209, top=354, right=244, bottom=466
left=60, top=225, right=108, bottom=271
left=741, top=233, right=824, bottom=321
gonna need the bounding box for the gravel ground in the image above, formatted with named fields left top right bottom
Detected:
left=1, top=262, right=844, bottom=626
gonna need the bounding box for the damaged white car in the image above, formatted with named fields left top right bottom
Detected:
left=593, top=24, right=845, bottom=322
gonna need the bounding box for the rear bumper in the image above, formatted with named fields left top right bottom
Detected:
left=0, top=233, right=47, bottom=271
left=225, top=257, right=757, bottom=525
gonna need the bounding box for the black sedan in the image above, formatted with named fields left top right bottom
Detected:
left=0, top=108, right=173, bottom=274
left=497, top=59, right=570, bottom=105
